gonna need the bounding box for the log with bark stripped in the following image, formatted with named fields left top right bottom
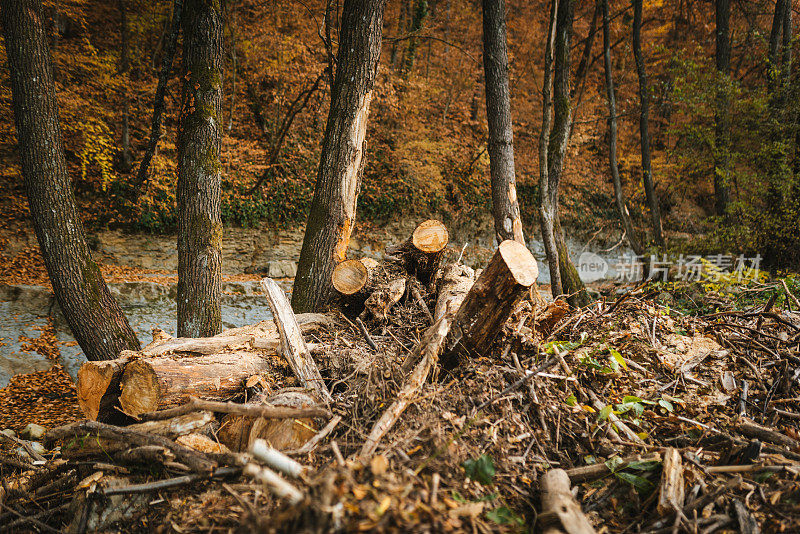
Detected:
left=538, top=469, right=596, bottom=534
left=386, top=219, right=449, bottom=284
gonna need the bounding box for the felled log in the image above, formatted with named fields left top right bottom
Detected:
left=332, top=257, right=376, bottom=296
left=433, top=264, right=476, bottom=322
left=218, top=389, right=320, bottom=452
left=118, top=351, right=289, bottom=418
left=445, top=240, right=538, bottom=360
left=386, top=219, right=449, bottom=284
left=538, top=469, right=596, bottom=534
left=77, top=313, right=333, bottom=421
left=262, top=278, right=332, bottom=403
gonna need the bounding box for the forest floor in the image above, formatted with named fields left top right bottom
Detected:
left=1, top=261, right=799, bottom=532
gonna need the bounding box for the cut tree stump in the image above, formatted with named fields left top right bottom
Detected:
left=262, top=278, right=333, bottom=403
left=445, top=240, right=538, bottom=361
left=118, top=352, right=289, bottom=418
left=386, top=219, right=448, bottom=284
left=77, top=354, right=135, bottom=421
left=332, top=258, right=374, bottom=296
left=538, top=469, right=596, bottom=534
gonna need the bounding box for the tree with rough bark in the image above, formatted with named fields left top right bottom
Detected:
left=713, top=0, right=731, bottom=216
left=402, top=0, right=427, bottom=77
left=539, top=0, right=589, bottom=307
left=482, top=0, right=524, bottom=244
left=292, top=0, right=386, bottom=313
left=632, top=0, right=664, bottom=247
left=177, top=0, right=223, bottom=338
left=1, top=0, right=141, bottom=360
left=600, top=0, right=642, bottom=257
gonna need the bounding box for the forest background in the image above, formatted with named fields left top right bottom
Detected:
left=0, top=0, right=797, bottom=270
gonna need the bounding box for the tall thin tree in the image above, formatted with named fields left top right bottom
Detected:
left=600, top=0, right=642, bottom=256
left=632, top=0, right=664, bottom=247
left=177, top=0, right=223, bottom=337
left=539, top=0, right=589, bottom=306
left=713, top=0, right=731, bottom=216
left=292, top=0, right=387, bottom=313
left=482, top=0, right=524, bottom=244
left=402, top=0, right=427, bottom=77
left=1, top=0, right=141, bottom=360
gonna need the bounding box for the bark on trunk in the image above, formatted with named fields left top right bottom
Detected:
left=402, top=0, right=428, bottom=77
left=292, top=0, right=386, bottom=313
left=713, top=0, right=731, bottom=216
left=600, top=0, right=643, bottom=256
left=0, top=0, right=141, bottom=361
left=482, top=0, right=524, bottom=244
left=177, top=0, right=223, bottom=338
left=632, top=0, right=664, bottom=247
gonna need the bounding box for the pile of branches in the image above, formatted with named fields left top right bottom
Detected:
left=1, top=221, right=800, bottom=533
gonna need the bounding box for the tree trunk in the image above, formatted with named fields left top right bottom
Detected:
left=292, top=0, right=386, bottom=313
left=385, top=219, right=448, bottom=284
left=390, top=0, right=409, bottom=69
left=482, top=0, right=524, bottom=244
left=544, top=0, right=589, bottom=307
left=713, top=0, right=731, bottom=216
left=177, top=0, right=223, bottom=338
left=600, top=0, right=643, bottom=256
left=402, top=0, right=427, bottom=77
left=0, top=0, right=140, bottom=361
left=539, top=0, right=563, bottom=298
left=118, top=0, right=133, bottom=172
left=632, top=0, right=664, bottom=247
left=133, top=0, right=182, bottom=196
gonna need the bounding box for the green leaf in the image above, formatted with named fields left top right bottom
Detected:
left=614, top=471, right=656, bottom=494
left=622, top=395, right=643, bottom=404
left=609, top=349, right=628, bottom=370
left=598, top=405, right=613, bottom=422
left=626, top=460, right=661, bottom=472
left=486, top=506, right=525, bottom=526
left=658, top=399, right=675, bottom=412
left=462, top=454, right=496, bottom=486
left=604, top=456, right=624, bottom=473
left=565, top=394, right=577, bottom=406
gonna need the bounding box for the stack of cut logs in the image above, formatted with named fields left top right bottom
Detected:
left=73, top=219, right=540, bottom=458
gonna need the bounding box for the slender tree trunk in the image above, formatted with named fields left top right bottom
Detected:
left=632, top=0, right=664, bottom=247
left=119, top=0, right=133, bottom=172
left=550, top=0, right=588, bottom=306
left=539, top=0, right=562, bottom=298
left=292, top=0, right=386, bottom=313
left=780, top=0, right=792, bottom=107
left=226, top=0, right=237, bottom=134
left=1, top=0, right=140, bottom=360
left=713, top=0, right=731, bottom=216
left=600, top=0, right=642, bottom=256
left=482, top=0, right=524, bottom=244
left=133, top=0, right=182, bottom=196
left=390, top=0, right=408, bottom=69
left=768, top=0, right=786, bottom=95
left=177, top=0, right=223, bottom=337
left=402, top=0, right=427, bottom=77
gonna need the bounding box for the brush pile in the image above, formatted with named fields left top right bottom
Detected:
left=1, top=221, right=799, bottom=533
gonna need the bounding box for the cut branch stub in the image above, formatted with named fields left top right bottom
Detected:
left=386, top=219, right=448, bottom=284
left=445, top=240, right=538, bottom=361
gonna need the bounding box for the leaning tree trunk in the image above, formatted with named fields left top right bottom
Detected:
left=1, top=0, right=140, bottom=360
left=632, top=0, right=664, bottom=247
left=541, top=0, right=589, bottom=307
left=713, top=0, right=731, bottom=217
left=292, top=0, right=386, bottom=313
left=482, top=0, right=524, bottom=244
left=177, top=0, right=223, bottom=337
left=600, top=0, right=642, bottom=256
